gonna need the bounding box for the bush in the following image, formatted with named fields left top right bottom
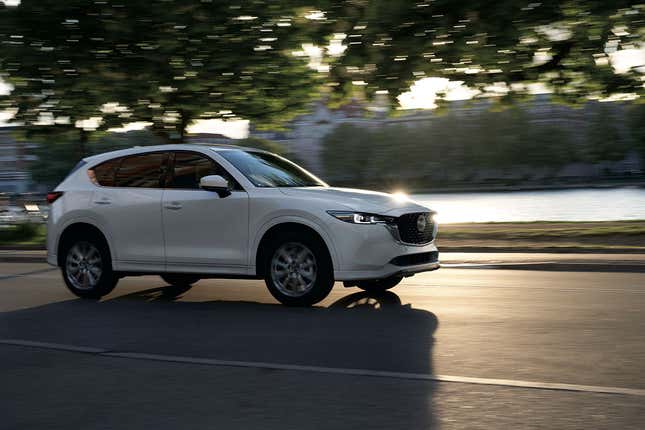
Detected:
left=0, top=223, right=44, bottom=245
left=321, top=102, right=634, bottom=189
left=234, top=137, right=287, bottom=155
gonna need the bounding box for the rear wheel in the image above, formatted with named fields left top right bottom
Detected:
left=263, top=231, right=334, bottom=306
left=160, top=274, right=200, bottom=287
left=61, top=234, right=118, bottom=299
left=353, top=275, right=403, bottom=293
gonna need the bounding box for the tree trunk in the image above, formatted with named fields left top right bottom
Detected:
left=151, top=124, right=173, bottom=144
left=179, top=111, right=190, bottom=143
left=78, top=128, right=88, bottom=159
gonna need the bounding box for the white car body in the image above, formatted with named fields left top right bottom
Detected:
left=47, top=144, right=439, bottom=304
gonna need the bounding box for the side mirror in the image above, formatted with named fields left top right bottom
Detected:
left=199, top=175, right=231, bottom=197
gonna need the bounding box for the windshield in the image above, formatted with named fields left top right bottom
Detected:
left=219, top=150, right=327, bottom=188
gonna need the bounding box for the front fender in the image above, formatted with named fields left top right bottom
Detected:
left=251, top=212, right=340, bottom=273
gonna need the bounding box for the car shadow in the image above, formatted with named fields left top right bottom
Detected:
left=0, top=285, right=439, bottom=429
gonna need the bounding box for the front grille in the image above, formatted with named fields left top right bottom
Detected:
left=390, top=251, right=439, bottom=266
left=397, top=212, right=435, bottom=244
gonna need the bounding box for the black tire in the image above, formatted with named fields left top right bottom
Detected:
left=263, top=230, right=334, bottom=306
left=60, top=231, right=118, bottom=299
left=160, top=274, right=200, bottom=287
left=353, top=275, right=403, bottom=293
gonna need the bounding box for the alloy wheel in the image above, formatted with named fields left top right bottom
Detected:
left=270, top=242, right=317, bottom=297
left=65, top=241, right=103, bottom=290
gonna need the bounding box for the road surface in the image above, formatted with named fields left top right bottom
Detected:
left=1, top=260, right=644, bottom=429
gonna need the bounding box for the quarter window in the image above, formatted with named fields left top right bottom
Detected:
left=114, top=152, right=168, bottom=188
left=91, top=158, right=121, bottom=187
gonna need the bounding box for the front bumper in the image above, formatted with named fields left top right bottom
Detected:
left=327, top=218, right=439, bottom=281
left=335, top=253, right=439, bottom=281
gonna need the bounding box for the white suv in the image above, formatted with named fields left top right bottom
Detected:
left=47, top=145, right=439, bottom=306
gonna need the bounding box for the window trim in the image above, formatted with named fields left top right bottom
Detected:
left=88, top=150, right=245, bottom=192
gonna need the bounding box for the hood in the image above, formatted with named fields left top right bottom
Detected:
left=278, top=187, right=430, bottom=214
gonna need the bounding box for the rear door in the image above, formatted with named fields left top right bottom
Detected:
left=162, top=151, right=249, bottom=273
left=90, top=152, right=168, bottom=270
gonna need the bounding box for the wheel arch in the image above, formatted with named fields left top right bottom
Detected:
left=254, top=220, right=338, bottom=277
left=56, top=222, right=112, bottom=268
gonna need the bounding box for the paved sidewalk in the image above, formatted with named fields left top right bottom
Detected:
left=0, top=249, right=48, bottom=263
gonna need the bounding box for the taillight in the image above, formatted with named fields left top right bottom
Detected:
left=46, top=191, right=64, bottom=204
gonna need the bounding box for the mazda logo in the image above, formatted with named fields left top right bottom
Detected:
left=416, top=214, right=428, bottom=232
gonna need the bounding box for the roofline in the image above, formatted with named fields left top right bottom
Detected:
left=81, top=143, right=269, bottom=164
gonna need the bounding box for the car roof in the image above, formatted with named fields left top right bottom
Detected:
left=81, top=143, right=267, bottom=165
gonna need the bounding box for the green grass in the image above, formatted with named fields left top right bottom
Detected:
left=442, top=226, right=645, bottom=239
left=438, top=221, right=645, bottom=251
left=0, top=223, right=46, bottom=246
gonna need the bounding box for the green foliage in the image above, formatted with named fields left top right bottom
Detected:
left=0, top=222, right=44, bottom=245
left=322, top=102, right=635, bottom=188
left=321, top=1, right=645, bottom=105
left=234, top=137, right=287, bottom=155
left=0, top=0, right=319, bottom=144
left=627, top=103, right=645, bottom=159
left=321, top=123, right=373, bottom=183
left=1, top=0, right=644, bottom=167
left=585, top=105, right=626, bottom=162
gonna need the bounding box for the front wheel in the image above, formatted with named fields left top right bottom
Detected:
left=264, top=231, right=334, bottom=306
left=354, top=275, right=403, bottom=293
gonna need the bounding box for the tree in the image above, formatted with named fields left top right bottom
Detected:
left=321, top=123, right=373, bottom=183
left=95, top=0, right=321, bottom=142
left=0, top=1, right=124, bottom=156
left=0, top=0, right=320, bottom=146
left=2, top=0, right=644, bottom=150
left=317, top=1, right=644, bottom=106
left=627, top=102, right=645, bottom=159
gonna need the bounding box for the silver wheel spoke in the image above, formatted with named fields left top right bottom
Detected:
left=270, top=242, right=317, bottom=298
left=86, top=270, right=97, bottom=286
left=66, top=241, right=103, bottom=291
left=300, top=270, right=314, bottom=281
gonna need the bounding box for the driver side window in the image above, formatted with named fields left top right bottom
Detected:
left=167, top=151, right=239, bottom=190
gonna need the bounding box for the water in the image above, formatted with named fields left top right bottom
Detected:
left=411, top=187, right=645, bottom=223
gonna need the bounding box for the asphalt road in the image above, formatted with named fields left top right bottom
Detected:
left=1, top=260, right=644, bottom=429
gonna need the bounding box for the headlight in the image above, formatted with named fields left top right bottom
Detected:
left=327, top=211, right=395, bottom=225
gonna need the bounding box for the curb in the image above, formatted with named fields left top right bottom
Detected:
left=439, top=247, right=645, bottom=254
left=442, top=262, right=645, bottom=273
left=0, top=255, right=48, bottom=263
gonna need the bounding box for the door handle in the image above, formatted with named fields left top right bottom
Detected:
left=94, top=199, right=111, bottom=205
left=164, top=202, right=183, bottom=210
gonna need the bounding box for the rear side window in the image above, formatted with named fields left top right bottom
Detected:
left=114, top=152, right=168, bottom=188
left=91, top=158, right=121, bottom=186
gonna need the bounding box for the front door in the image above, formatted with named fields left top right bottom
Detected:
left=162, top=151, right=249, bottom=273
